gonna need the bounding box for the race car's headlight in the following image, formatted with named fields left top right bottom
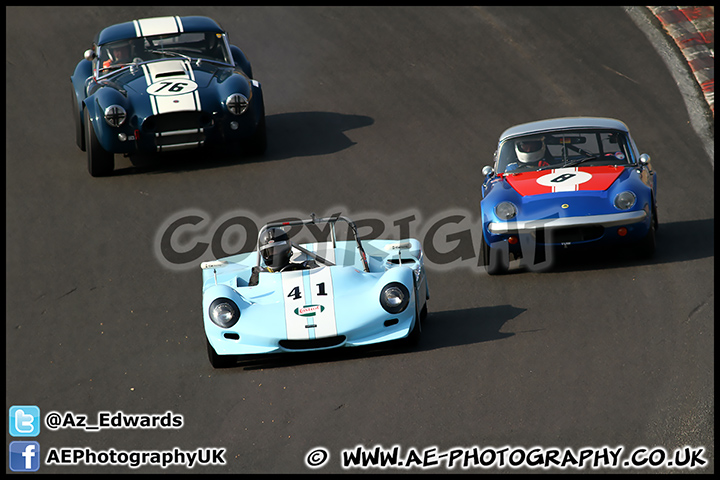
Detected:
left=209, top=298, right=240, bottom=328
left=495, top=201, right=518, bottom=220
left=614, top=191, right=637, bottom=210
left=104, top=105, right=127, bottom=127
left=226, top=93, right=249, bottom=115
left=380, top=282, right=410, bottom=314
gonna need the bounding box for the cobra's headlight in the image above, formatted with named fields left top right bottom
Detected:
left=104, top=105, right=127, bottom=127
left=495, top=201, right=518, bottom=220
left=226, top=93, right=249, bottom=115
left=380, top=282, right=410, bottom=314
left=614, top=191, right=637, bottom=210
left=209, top=298, right=240, bottom=328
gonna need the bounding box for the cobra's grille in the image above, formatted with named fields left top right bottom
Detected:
left=279, top=336, right=347, bottom=350
left=142, top=111, right=212, bottom=133
left=142, top=112, right=213, bottom=152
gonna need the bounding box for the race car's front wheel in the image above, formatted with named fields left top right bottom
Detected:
left=635, top=210, right=657, bottom=259
left=206, top=337, right=236, bottom=369
left=481, top=234, right=509, bottom=275
left=406, top=305, right=422, bottom=347
left=405, top=282, right=428, bottom=347
left=246, top=97, right=267, bottom=156
left=71, top=86, right=85, bottom=151
left=247, top=113, right=267, bottom=156
left=85, top=109, right=114, bottom=177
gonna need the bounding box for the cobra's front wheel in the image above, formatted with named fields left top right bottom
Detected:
left=85, top=109, right=114, bottom=177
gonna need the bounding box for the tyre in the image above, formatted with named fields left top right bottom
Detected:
left=206, top=337, right=235, bottom=369
left=405, top=280, right=427, bottom=347
left=406, top=306, right=422, bottom=347
left=71, top=87, right=85, bottom=151
left=635, top=213, right=656, bottom=259
left=481, top=234, right=509, bottom=275
left=246, top=94, right=266, bottom=156
left=85, top=109, right=114, bottom=177
left=247, top=112, right=267, bottom=156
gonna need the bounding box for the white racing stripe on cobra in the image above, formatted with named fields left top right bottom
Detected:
left=143, top=59, right=190, bottom=81
left=140, top=65, right=156, bottom=115
left=135, top=16, right=183, bottom=37
left=153, top=92, right=199, bottom=113
left=142, top=60, right=201, bottom=115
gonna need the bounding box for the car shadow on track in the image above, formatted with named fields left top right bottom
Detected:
left=216, top=304, right=526, bottom=371
left=501, top=218, right=714, bottom=274
left=111, top=111, right=374, bottom=176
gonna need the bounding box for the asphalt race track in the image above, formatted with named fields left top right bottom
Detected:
left=6, top=6, right=713, bottom=473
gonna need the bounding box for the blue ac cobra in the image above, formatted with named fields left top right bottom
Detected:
left=71, top=15, right=266, bottom=176
left=480, top=117, right=658, bottom=274
left=201, top=215, right=430, bottom=368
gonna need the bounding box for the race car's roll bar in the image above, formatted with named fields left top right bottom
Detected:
left=256, top=214, right=370, bottom=272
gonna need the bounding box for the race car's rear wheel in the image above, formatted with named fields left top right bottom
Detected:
left=85, top=109, right=114, bottom=177
left=206, top=337, right=236, bottom=369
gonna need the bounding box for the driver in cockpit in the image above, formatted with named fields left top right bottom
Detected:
left=102, top=40, right=132, bottom=69
left=248, top=227, right=318, bottom=286
left=505, top=136, right=555, bottom=172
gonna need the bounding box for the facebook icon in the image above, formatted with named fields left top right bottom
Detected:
left=9, top=441, right=41, bottom=472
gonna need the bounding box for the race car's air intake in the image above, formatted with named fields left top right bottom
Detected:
left=279, top=336, right=346, bottom=350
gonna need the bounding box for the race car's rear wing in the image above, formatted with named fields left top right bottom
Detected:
left=256, top=214, right=370, bottom=272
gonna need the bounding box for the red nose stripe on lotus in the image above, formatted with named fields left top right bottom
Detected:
left=504, top=166, right=623, bottom=196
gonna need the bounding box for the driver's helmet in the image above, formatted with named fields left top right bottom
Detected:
left=515, top=136, right=546, bottom=164
left=259, top=227, right=292, bottom=271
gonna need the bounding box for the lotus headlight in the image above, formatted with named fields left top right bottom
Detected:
left=614, top=191, right=636, bottom=210
left=226, top=93, right=249, bottom=115
left=495, top=201, right=518, bottom=220
left=104, top=105, right=127, bottom=127
left=209, top=298, right=240, bottom=328
left=380, top=282, right=410, bottom=314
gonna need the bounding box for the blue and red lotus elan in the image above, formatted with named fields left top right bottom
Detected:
left=480, top=117, right=658, bottom=274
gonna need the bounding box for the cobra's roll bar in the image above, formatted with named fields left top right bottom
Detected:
left=255, top=214, right=370, bottom=272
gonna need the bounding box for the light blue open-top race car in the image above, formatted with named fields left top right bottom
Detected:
left=201, top=214, right=429, bottom=368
